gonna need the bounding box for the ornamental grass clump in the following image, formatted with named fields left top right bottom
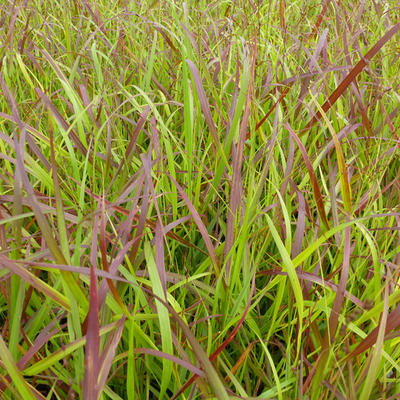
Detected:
left=0, top=0, right=399, bottom=399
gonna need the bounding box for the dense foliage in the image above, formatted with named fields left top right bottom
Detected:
left=0, top=0, right=399, bottom=399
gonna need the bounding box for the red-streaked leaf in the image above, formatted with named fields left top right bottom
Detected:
left=308, top=0, right=330, bottom=40
left=210, top=272, right=255, bottom=359
left=279, top=0, right=286, bottom=32
left=246, top=84, right=291, bottom=141
left=83, top=266, right=100, bottom=400
left=225, top=342, right=255, bottom=382
left=285, top=123, right=330, bottom=230
left=303, top=23, right=400, bottom=132
left=98, top=238, right=135, bottom=305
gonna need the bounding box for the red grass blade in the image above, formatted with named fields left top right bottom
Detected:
left=345, top=305, right=400, bottom=360
left=285, top=123, right=330, bottom=230
left=303, top=23, right=400, bottom=133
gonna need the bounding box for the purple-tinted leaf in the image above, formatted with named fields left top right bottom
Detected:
left=0, top=317, right=63, bottom=395
left=134, top=348, right=204, bottom=377
left=186, top=60, right=219, bottom=148
left=0, top=255, right=70, bottom=310
left=25, top=261, right=131, bottom=284
left=78, top=84, right=101, bottom=128
left=17, top=321, right=63, bottom=369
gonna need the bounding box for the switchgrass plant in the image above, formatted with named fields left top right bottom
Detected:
left=0, top=0, right=400, bottom=398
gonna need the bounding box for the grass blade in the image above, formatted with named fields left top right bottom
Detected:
left=0, top=335, right=36, bottom=400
